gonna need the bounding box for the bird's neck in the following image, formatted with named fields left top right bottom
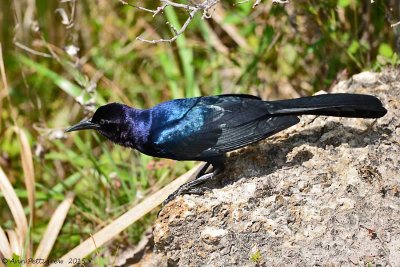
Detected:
left=128, top=108, right=152, bottom=149
left=103, top=108, right=151, bottom=150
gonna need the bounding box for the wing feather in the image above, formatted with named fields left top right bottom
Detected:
left=211, top=116, right=299, bottom=152
left=149, top=95, right=298, bottom=160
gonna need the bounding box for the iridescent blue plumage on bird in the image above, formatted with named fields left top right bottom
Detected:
left=66, top=93, right=387, bottom=204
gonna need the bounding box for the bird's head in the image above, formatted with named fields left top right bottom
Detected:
left=66, top=103, right=132, bottom=146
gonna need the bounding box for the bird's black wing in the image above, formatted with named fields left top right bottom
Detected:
left=149, top=95, right=299, bottom=161
left=207, top=115, right=299, bottom=154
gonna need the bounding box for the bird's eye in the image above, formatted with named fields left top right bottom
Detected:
left=100, top=119, right=106, bottom=125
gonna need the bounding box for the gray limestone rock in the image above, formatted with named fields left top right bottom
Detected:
left=154, top=68, right=400, bottom=267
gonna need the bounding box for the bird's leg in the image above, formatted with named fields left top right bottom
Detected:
left=162, top=163, right=224, bottom=206
left=195, top=162, right=211, bottom=179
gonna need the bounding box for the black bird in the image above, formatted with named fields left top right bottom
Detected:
left=66, top=93, right=387, bottom=204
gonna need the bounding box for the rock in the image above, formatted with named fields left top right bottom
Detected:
left=352, top=71, right=380, bottom=85
left=153, top=68, right=400, bottom=266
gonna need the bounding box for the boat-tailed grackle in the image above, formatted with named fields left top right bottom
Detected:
left=66, top=93, right=387, bottom=204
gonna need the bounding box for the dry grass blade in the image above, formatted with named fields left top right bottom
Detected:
left=13, top=126, right=36, bottom=221
left=54, top=163, right=204, bottom=267
left=0, top=167, right=28, bottom=255
left=1, top=43, right=34, bottom=261
left=0, top=226, right=12, bottom=259
left=34, top=193, right=75, bottom=267
left=204, top=21, right=229, bottom=55
left=0, top=43, right=8, bottom=95
left=0, top=42, right=8, bottom=127
left=211, top=5, right=250, bottom=50
left=6, top=230, right=21, bottom=256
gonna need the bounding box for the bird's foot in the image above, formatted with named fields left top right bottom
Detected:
left=194, top=162, right=211, bottom=179
left=162, top=171, right=215, bottom=206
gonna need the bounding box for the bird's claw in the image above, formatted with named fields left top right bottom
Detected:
left=162, top=171, right=216, bottom=206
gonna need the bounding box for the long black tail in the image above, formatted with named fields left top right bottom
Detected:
left=269, top=93, right=387, bottom=118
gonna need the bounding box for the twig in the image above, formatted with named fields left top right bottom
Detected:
left=14, top=41, right=53, bottom=58
left=122, top=0, right=289, bottom=43
left=137, top=8, right=199, bottom=43
left=236, top=0, right=288, bottom=8
left=391, top=21, right=400, bottom=28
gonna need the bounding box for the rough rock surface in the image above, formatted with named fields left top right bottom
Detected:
left=154, top=68, right=400, bottom=266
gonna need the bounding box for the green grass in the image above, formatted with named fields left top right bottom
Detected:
left=0, top=0, right=399, bottom=262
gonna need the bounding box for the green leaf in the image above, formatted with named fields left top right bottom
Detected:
left=224, top=14, right=243, bottom=25
left=378, top=43, right=393, bottom=58
left=165, top=7, right=200, bottom=98
left=17, top=55, right=106, bottom=104
left=158, top=50, right=182, bottom=99
left=348, top=40, right=360, bottom=55
left=283, top=44, right=297, bottom=64
left=338, top=0, right=350, bottom=7
left=3, top=254, right=22, bottom=267
left=18, top=55, right=83, bottom=99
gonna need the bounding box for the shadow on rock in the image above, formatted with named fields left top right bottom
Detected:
left=211, top=121, right=387, bottom=189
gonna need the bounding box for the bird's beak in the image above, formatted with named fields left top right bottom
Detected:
left=65, top=120, right=99, bottom=132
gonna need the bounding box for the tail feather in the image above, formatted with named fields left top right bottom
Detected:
left=269, top=93, right=387, bottom=118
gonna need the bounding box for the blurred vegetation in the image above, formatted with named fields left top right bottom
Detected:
left=0, top=0, right=399, bottom=262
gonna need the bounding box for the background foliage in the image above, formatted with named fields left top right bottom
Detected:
left=0, top=0, right=399, bottom=261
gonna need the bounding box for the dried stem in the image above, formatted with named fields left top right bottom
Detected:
left=391, top=21, right=400, bottom=28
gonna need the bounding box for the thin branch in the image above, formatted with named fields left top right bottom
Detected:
left=236, top=0, right=288, bottom=8
left=137, top=8, right=199, bottom=43
left=120, top=0, right=158, bottom=14
left=271, top=0, right=288, bottom=3
left=123, top=0, right=289, bottom=43
left=14, top=41, right=53, bottom=58
left=391, top=21, right=400, bottom=28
